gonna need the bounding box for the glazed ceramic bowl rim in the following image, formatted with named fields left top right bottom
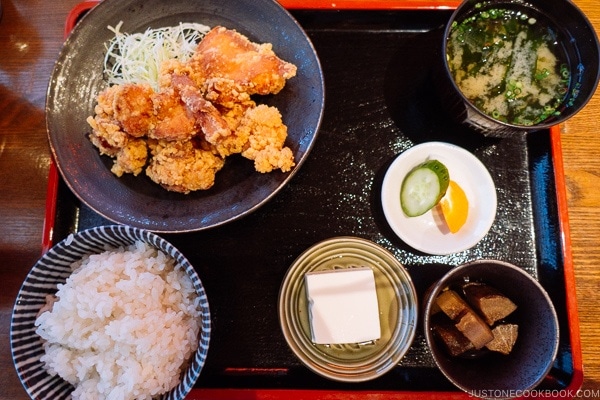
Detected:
left=46, top=0, right=324, bottom=233
left=278, top=236, right=419, bottom=382
left=442, top=0, right=600, bottom=132
left=10, top=225, right=211, bottom=400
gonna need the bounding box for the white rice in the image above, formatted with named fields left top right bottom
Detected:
left=35, top=241, right=202, bottom=400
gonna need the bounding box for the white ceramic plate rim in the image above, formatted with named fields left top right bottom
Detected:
left=381, top=142, right=497, bottom=255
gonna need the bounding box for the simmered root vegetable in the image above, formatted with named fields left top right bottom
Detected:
left=435, top=289, right=470, bottom=320
left=431, top=316, right=475, bottom=357
left=454, top=309, right=494, bottom=350
left=431, top=282, right=518, bottom=357
left=462, top=282, right=517, bottom=325
left=435, top=289, right=493, bottom=350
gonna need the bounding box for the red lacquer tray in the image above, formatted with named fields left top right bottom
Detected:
left=44, top=1, right=582, bottom=399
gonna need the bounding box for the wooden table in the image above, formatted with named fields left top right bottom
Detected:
left=1, top=0, right=599, bottom=398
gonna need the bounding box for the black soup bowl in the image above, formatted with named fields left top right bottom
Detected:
left=438, top=0, right=600, bottom=137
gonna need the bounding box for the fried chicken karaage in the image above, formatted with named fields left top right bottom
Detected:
left=87, top=25, right=297, bottom=193
left=146, top=138, right=226, bottom=193
left=189, top=26, right=298, bottom=107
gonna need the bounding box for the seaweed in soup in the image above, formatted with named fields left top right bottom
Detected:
left=447, top=6, right=570, bottom=126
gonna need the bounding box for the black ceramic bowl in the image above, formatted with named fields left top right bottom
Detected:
left=423, top=260, right=559, bottom=399
left=46, top=0, right=324, bottom=233
left=439, top=0, right=600, bottom=137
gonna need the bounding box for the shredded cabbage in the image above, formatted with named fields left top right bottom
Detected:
left=103, top=21, right=211, bottom=91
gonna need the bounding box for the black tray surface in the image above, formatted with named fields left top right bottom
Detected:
left=51, top=8, right=574, bottom=392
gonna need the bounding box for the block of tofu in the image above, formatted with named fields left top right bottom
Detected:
left=305, top=267, right=381, bottom=345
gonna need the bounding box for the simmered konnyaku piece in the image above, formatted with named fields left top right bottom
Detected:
left=435, top=289, right=494, bottom=349
left=430, top=314, right=475, bottom=357
left=485, top=324, right=519, bottom=355
left=462, top=282, right=517, bottom=325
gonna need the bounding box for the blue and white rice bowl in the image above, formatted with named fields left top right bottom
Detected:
left=10, top=225, right=211, bottom=400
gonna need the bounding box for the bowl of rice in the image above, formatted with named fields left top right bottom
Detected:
left=10, top=225, right=211, bottom=400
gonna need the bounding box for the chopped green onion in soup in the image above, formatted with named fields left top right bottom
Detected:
left=447, top=7, right=570, bottom=126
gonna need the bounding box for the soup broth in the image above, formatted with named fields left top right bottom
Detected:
left=447, top=5, right=570, bottom=126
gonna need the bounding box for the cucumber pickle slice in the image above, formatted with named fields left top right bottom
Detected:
left=400, top=159, right=450, bottom=217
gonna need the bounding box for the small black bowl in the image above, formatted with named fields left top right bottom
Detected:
left=437, top=0, right=600, bottom=137
left=423, top=260, right=559, bottom=399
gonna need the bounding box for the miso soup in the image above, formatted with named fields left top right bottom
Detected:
left=447, top=5, right=570, bottom=126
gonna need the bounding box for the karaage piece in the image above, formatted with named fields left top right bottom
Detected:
left=146, top=138, right=225, bottom=193
left=87, top=113, right=148, bottom=177
left=189, top=26, right=297, bottom=106
left=150, top=87, right=198, bottom=141
left=169, top=74, right=232, bottom=144
left=238, top=104, right=295, bottom=173
left=87, top=84, right=154, bottom=176
left=209, top=100, right=256, bottom=158
left=112, top=83, right=156, bottom=137
left=111, top=138, right=148, bottom=177
left=87, top=114, right=128, bottom=157
left=87, top=85, right=131, bottom=155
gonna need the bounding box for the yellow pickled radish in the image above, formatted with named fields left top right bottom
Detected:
left=439, top=180, right=469, bottom=233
